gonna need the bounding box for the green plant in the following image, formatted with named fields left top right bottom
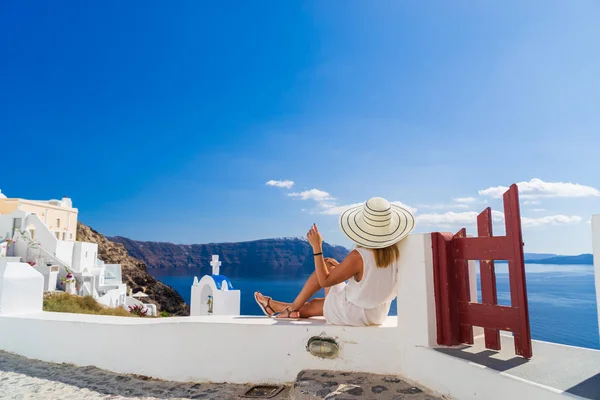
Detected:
left=159, top=310, right=170, bottom=317
left=43, top=292, right=135, bottom=317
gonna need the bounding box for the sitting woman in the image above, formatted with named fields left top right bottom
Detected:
left=255, top=197, right=415, bottom=326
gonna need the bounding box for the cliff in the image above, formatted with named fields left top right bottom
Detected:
left=76, top=223, right=189, bottom=316
left=108, top=236, right=351, bottom=278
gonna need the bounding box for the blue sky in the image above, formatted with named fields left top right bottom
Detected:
left=1, top=1, right=599, bottom=254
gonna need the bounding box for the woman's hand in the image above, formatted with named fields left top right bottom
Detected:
left=324, top=257, right=339, bottom=267
left=307, top=223, right=323, bottom=252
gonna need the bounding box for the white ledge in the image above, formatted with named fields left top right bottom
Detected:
left=2, top=312, right=398, bottom=327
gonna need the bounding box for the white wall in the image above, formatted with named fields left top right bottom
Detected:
left=0, top=260, right=44, bottom=315
left=103, top=264, right=122, bottom=285
left=0, top=314, right=585, bottom=400
left=0, top=215, right=15, bottom=240
left=0, top=210, right=27, bottom=241
left=592, top=214, right=600, bottom=341
left=97, top=285, right=127, bottom=308
left=55, top=240, right=74, bottom=266
left=24, top=214, right=59, bottom=256
left=72, top=242, right=98, bottom=272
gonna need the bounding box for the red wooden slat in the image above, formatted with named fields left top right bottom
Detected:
left=432, top=232, right=459, bottom=345
left=454, top=228, right=474, bottom=345
left=504, top=184, right=533, bottom=358
left=453, top=236, right=513, bottom=260
left=459, top=303, right=519, bottom=331
left=477, top=208, right=501, bottom=350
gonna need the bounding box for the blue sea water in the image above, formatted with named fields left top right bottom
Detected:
left=156, top=264, right=599, bottom=350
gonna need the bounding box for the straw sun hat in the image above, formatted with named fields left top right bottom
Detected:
left=339, top=197, right=415, bottom=249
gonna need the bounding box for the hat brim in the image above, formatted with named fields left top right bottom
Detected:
left=339, top=203, right=415, bottom=249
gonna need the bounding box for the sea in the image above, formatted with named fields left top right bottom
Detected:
left=156, top=263, right=599, bottom=350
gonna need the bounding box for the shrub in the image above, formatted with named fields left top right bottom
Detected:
left=159, top=310, right=170, bottom=317
left=43, top=292, right=134, bottom=317
left=128, top=304, right=148, bottom=317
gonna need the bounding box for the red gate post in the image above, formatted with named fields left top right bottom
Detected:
left=504, top=185, right=533, bottom=358
left=477, top=207, right=501, bottom=350
left=432, top=232, right=460, bottom=346
left=454, top=228, right=474, bottom=345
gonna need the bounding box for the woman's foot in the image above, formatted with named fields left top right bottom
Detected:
left=254, top=292, right=277, bottom=317
left=274, top=306, right=301, bottom=320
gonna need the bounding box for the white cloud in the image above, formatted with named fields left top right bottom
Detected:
left=266, top=180, right=295, bottom=189
left=319, top=201, right=417, bottom=216
left=524, top=200, right=541, bottom=205
left=416, top=210, right=581, bottom=228
left=288, top=189, right=334, bottom=201
left=453, top=197, right=477, bottom=204
left=521, top=215, right=582, bottom=227
left=320, top=202, right=362, bottom=215
left=419, top=203, right=470, bottom=210
left=479, top=178, right=600, bottom=199
left=531, top=208, right=546, bottom=212
left=390, top=201, right=418, bottom=214
left=416, top=210, right=504, bottom=226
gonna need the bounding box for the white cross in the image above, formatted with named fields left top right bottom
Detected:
left=210, top=255, right=221, bottom=275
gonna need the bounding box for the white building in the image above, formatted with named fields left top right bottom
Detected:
left=0, top=190, right=154, bottom=315
left=190, top=255, right=240, bottom=316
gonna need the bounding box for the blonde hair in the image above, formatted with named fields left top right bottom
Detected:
left=358, top=243, right=400, bottom=268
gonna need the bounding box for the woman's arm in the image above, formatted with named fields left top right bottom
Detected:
left=307, top=224, right=362, bottom=288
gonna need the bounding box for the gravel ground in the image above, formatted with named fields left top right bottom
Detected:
left=0, top=350, right=290, bottom=399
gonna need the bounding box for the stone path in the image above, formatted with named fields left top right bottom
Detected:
left=0, top=351, right=289, bottom=399
left=0, top=351, right=444, bottom=399
left=290, top=370, right=445, bottom=400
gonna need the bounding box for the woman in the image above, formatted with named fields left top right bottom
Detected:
left=255, top=196, right=415, bottom=326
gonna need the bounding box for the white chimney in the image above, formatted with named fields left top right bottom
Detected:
left=62, top=197, right=72, bottom=208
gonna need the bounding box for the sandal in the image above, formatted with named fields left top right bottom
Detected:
left=274, top=306, right=301, bottom=320
left=254, top=292, right=276, bottom=317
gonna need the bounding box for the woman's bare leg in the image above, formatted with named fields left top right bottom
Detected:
left=298, top=298, right=324, bottom=318
left=256, top=265, right=334, bottom=317
left=289, top=270, right=322, bottom=311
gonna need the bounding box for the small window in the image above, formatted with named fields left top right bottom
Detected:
left=55, top=232, right=60, bottom=239
left=70, top=233, right=73, bottom=239
left=85, top=251, right=88, bottom=257
left=57, top=219, right=61, bottom=228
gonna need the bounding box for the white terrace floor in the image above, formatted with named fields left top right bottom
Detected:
left=436, top=334, right=600, bottom=399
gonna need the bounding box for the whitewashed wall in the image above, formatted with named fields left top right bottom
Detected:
left=55, top=240, right=74, bottom=266
left=0, top=260, right=43, bottom=315
left=0, top=215, right=15, bottom=240
left=25, top=214, right=59, bottom=255
left=72, top=242, right=98, bottom=272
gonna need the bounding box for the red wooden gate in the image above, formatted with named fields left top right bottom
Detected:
left=432, top=184, right=532, bottom=358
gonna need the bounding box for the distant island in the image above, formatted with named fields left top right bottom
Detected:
left=109, top=237, right=350, bottom=278
left=521, top=253, right=593, bottom=265
left=107, top=237, right=594, bottom=278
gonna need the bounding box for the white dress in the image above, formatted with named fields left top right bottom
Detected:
left=323, top=247, right=399, bottom=326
